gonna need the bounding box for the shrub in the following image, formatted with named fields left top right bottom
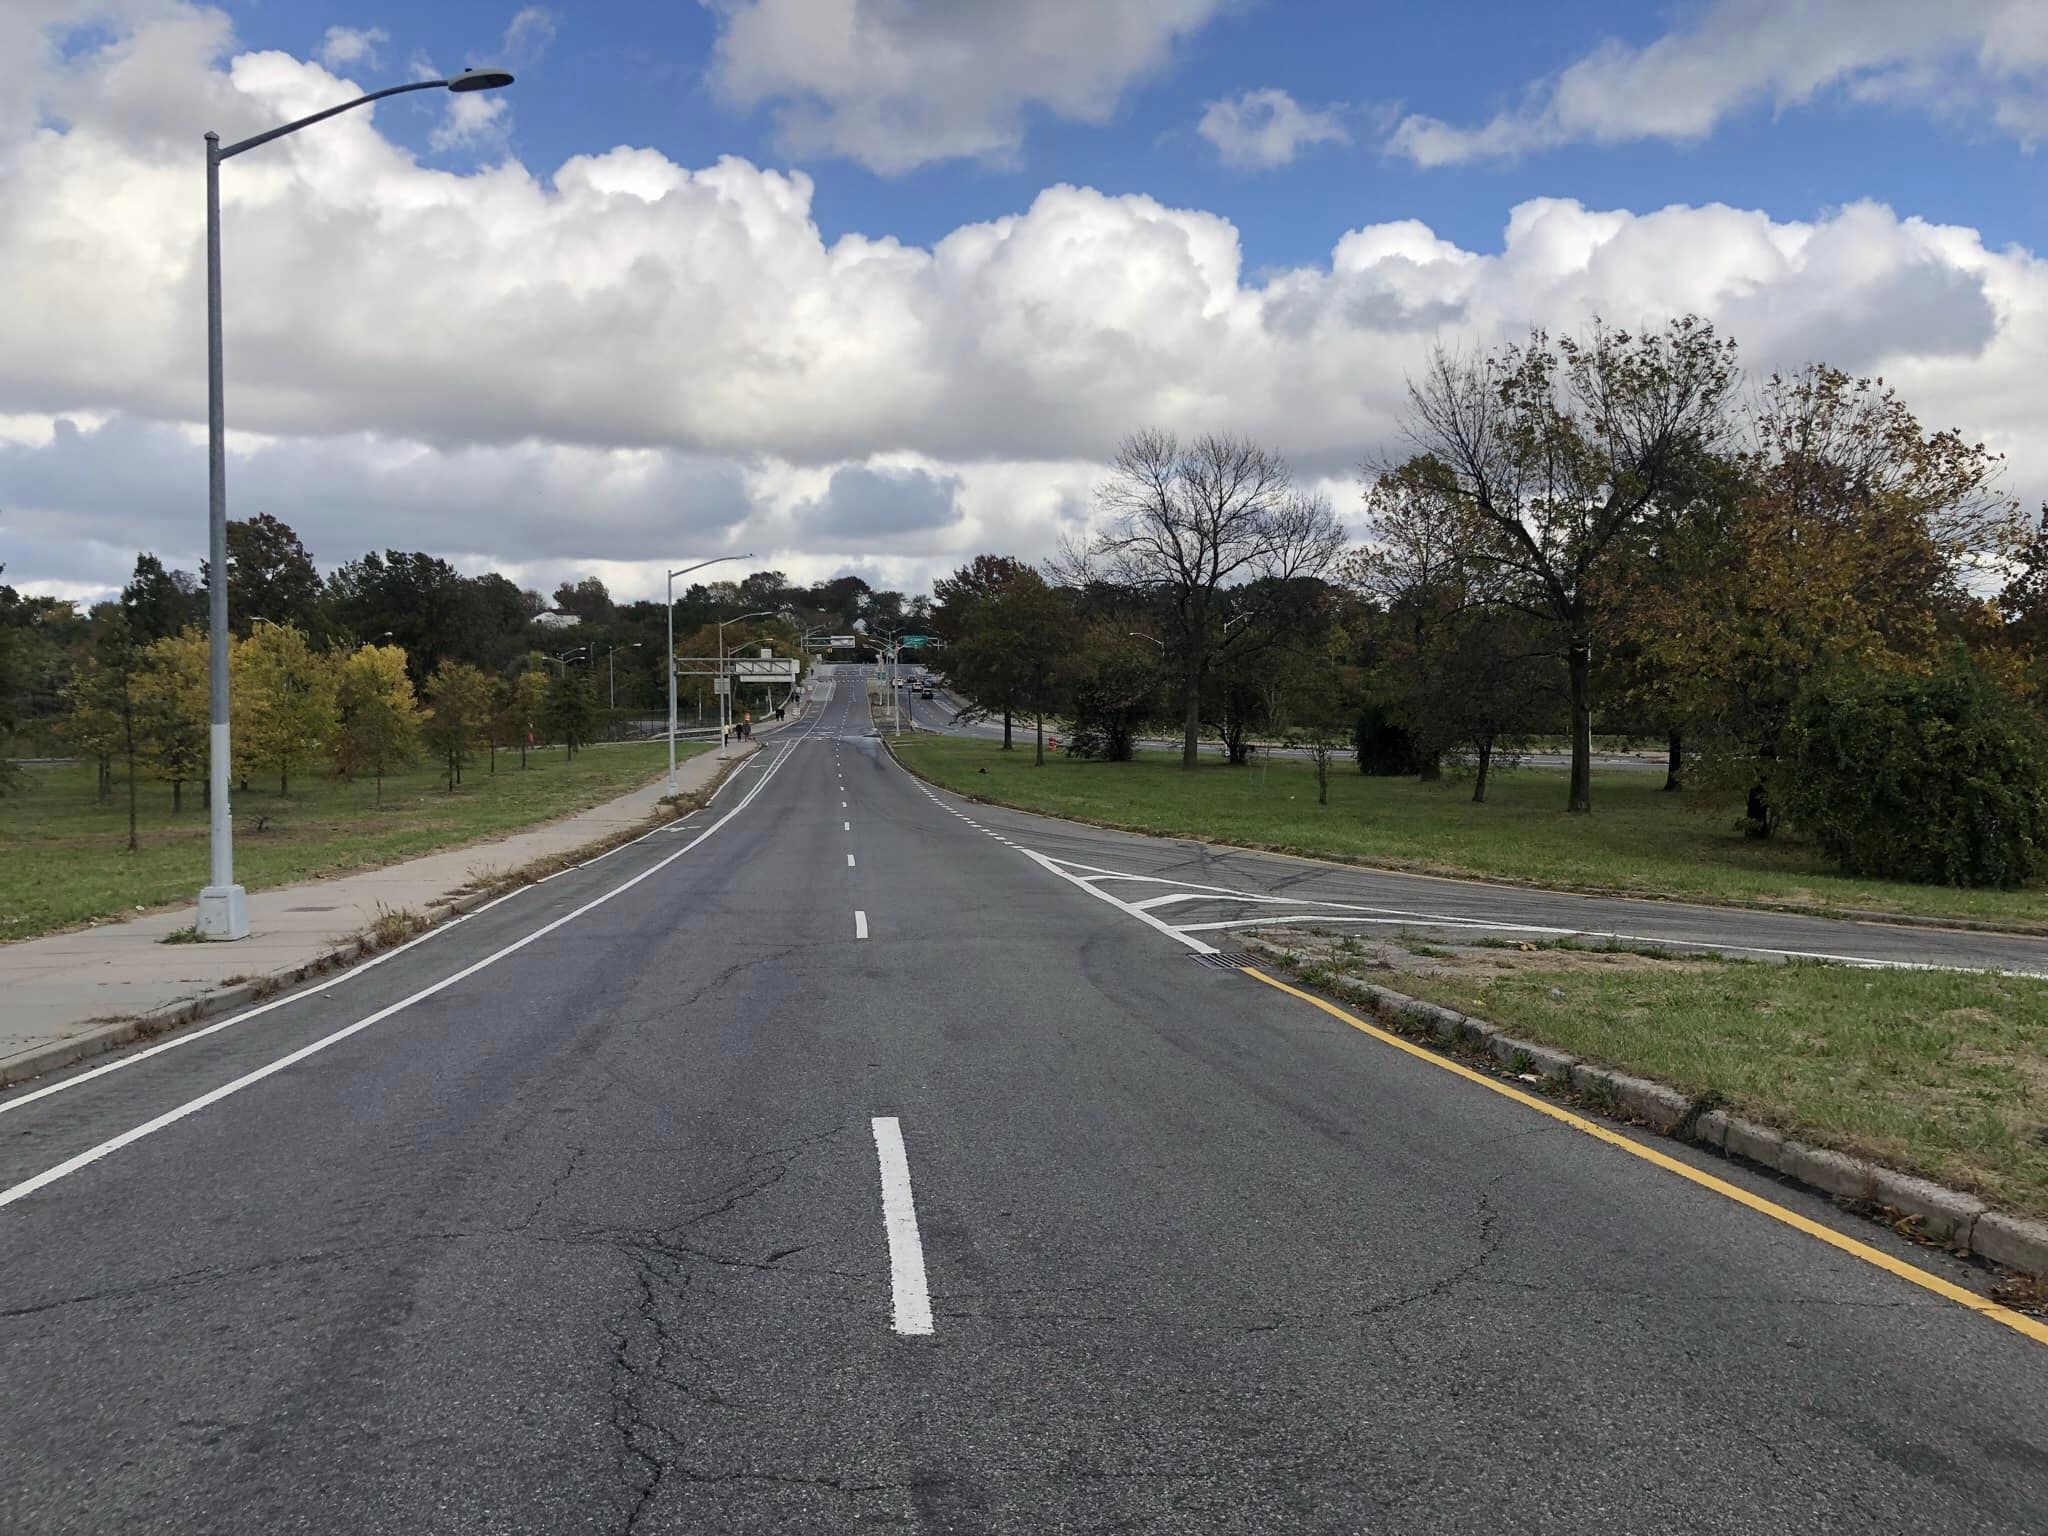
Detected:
left=1352, top=703, right=1416, bottom=776
left=1783, top=651, right=2048, bottom=887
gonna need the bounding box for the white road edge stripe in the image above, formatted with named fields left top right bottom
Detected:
left=1017, top=848, right=1218, bottom=956
left=0, top=734, right=809, bottom=1211
left=871, top=1116, right=934, bottom=1336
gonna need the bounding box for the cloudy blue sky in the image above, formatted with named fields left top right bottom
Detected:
left=1, top=0, right=2043, bottom=604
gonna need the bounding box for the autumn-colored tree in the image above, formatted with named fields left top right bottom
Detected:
left=1649, top=366, right=2019, bottom=836
left=133, top=628, right=211, bottom=812
left=496, top=665, right=550, bottom=768
left=1389, top=317, right=1738, bottom=812
left=333, top=643, right=422, bottom=801
left=233, top=621, right=336, bottom=796
left=423, top=659, right=493, bottom=790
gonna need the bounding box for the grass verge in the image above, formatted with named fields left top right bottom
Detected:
left=1254, top=926, right=2048, bottom=1222
left=1, top=741, right=707, bottom=942
left=892, top=734, right=2047, bottom=929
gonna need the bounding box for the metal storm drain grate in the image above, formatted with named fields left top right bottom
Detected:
left=1190, top=951, right=1247, bottom=972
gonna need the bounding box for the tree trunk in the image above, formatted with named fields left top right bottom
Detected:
left=1664, top=729, right=1683, bottom=792
left=1001, top=708, right=1013, bottom=751
left=1034, top=712, right=1044, bottom=767
left=1419, top=750, right=1442, bottom=784
left=1745, top=782, right=1772, bottom=840
left=1181, top=668, right=1202, bottom=770
left=1472, top=737, right=1493, bottom=803
left=1316, top=752, right=1329, bottom=805
left=1566, top=637, right=1592, bottom=814
left=446, top=750, right=456, bottom=792
left=375, top=769, right=383, bottom=805
left=171, top=779, right=183, bottom=814
left=123, top=717, right=137, bottom=852
left=97, top=754, right=111, bottom=802
left=280, top=764, right=288, bottom=797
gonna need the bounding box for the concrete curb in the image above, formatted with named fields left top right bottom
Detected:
left=0, top=747, right=761, bottom=1093
left=1246, top=947, right=2048, bottom=1283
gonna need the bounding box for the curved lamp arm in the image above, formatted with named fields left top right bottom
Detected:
left=217, top=69, right=512, bottom=160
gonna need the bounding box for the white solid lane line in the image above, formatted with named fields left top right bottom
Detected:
left=855, top=910, right=869, bottom=939
left=0, top=735, right=810, bottom=1211
left=871, top=1116, right=935, bottom=1336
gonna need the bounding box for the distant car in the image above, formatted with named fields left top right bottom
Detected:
left=920, top=686, right=934, bottom=699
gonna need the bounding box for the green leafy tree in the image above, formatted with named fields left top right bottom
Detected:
left=63, top=607, right=143, bottom=848
left=1783, top=650, right=2048, bottom=887
left=423, top=659, right=493, bottom=790
left=233, top=622, right=336, bottom=796
left=1390, top=317, right=1739, bottom=812
left=933, top=555, right=1034, bottom=748
left=542, top=667, right=599, bottom=759
left=133, top=628, right=211, bottom=812
left=219, top=514, right=323, bottom=637
left=121, top=553, right=205, bottom=644
left=333, top=643, right=423, bottom=801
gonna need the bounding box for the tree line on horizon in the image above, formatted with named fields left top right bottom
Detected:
left=925, top=318, right=2048, bottom=891
left=7, top=312, right=2046, bottom=888
left=0, top=527, right=924, bottom=844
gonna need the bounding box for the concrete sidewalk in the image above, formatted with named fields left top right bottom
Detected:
left=0, top=741, right=752, bottom=1087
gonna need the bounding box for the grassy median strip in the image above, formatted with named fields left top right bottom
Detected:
left=1, top=742, right=705, bottom=941
left=894, top=734, right=2048, bottom=928
left=1256, top=926, right=2048, bottom=1222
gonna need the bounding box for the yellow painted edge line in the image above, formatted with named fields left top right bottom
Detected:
left=1241, top=964, right=2048, bottom=1348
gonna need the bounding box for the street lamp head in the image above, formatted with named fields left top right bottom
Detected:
left=448, top=68, right=515, bottom=92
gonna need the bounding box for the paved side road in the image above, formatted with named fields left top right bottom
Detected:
left=0, top=667, right=2042, bottom=1533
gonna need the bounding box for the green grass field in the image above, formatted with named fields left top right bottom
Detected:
left=0, top=741, right=703, bottom=942
left=894, top=734, right=2048, bottom=928
left=1262, top=931, right=2048, bottom=1220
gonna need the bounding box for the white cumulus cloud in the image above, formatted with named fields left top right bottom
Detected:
left=1391, top=0, right=2048, bottom=165
left=705, top=0, right=1229, bottom=172
left=318, top=25, right=387, bottom=70
left=2, top=1, right=2046, bottom=606
left=1197, top=88, right=1350, bottom=168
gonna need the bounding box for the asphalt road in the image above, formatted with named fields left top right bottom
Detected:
left=2, top=665, right=2045, bottom=1533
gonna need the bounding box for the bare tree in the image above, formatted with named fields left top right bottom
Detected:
left=1393, top=317, right=1737, bottom=812
left=1071, top=431, right=1345, bottom=769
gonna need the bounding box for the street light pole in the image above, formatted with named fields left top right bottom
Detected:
left=602, top=643, right=640, bottom=708
left=664, top=554, right=753, bottom=795
left=196, top=66, right=515, bottom=941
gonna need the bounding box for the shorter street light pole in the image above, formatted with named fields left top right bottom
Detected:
left=664, top=554, right=753, bottom=794
left=600, top=643, right=641, bottom=708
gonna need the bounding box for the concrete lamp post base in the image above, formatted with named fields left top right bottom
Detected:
left=196, top=884, right=250, bottom=940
